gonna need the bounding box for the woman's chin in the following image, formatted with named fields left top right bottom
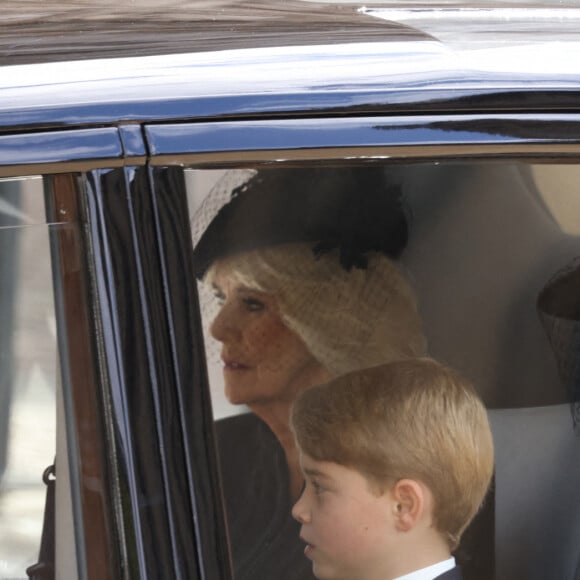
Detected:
left=224, top=384, right=253, bottom=406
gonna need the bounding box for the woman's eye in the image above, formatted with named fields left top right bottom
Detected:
left=243, top=297, right=265, bottom=312
left=213, top=290, right=226, bottom=306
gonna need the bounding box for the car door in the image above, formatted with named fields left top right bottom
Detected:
left=0, top=127, right=231, bottom=580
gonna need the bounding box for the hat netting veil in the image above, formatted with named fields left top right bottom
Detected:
left=207, top=243, right=426, bottom=375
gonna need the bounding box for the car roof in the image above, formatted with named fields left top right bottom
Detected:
left=0, top=1, right=429, bottom=66
left=3, top=1, right=580, bottom=64
left=2, top=1, right=580, bottom=130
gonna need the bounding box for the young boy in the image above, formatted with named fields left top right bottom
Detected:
left=291, top=358, right=494, bottom=580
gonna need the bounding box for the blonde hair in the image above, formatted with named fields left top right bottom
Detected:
left=206, top=242, right=426, bottom=375
left=291, top=358, right=494, bottom=549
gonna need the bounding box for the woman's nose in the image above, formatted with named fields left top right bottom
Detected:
left=209, top=302, right=237, bottom=342
left=291, top=490, right=311, bottom=524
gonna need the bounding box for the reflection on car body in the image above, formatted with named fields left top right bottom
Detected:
left=1, top=2, right=580, bottom=579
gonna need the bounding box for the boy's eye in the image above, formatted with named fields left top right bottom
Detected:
left=242, top=297, right=265, bottom=312
left=312, top=480, right=324, bottom=495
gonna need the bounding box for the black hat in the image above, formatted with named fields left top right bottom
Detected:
left=537, top=257, right=580, bottom=432
left=192, top=167, right=408, bottom=278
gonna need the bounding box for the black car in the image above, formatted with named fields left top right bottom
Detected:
left=1, top=2, right=580, bottom=579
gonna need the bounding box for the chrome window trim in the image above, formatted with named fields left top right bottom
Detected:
left=145, top=113, right=580, bottom=165
left=119, top=125, right=148, bottom=158
left=0, top=127, right=146, bottom=178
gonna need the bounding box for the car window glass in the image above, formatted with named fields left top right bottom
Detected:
left=0, top=176, right=58, bottom=576
left=186, top=162, right=580, bottom=411
left=185, top=161, right=580, bottom=580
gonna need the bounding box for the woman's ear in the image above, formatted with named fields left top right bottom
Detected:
left=391, top=479, right=426, bottom=532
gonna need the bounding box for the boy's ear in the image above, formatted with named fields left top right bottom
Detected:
left=391, top=479, right=426, bottom=532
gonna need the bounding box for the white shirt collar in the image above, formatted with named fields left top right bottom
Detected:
left=394, top=557, right=456, bottom=580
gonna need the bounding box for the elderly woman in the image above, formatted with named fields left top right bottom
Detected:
left=193, top=167, right=492, bottom=579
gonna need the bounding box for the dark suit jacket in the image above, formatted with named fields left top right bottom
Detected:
left=435, top=566, right=463, bottom=580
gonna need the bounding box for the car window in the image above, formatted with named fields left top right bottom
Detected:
left=0, top=173, right=118, bottom=580
left=184, top=160, right=580, bottom=580
left=0, top=176, right=59, bottom=576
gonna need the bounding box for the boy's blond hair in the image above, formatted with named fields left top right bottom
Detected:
left=291, top=358, right=494, bottom=549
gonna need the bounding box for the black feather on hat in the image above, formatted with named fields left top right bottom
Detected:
left=537, top=257, right=580, bottom=433
left=193, top=167, right=409, bottom=279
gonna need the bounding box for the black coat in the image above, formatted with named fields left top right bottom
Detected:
left=436, top=566, right=463, bottom=579
left=216, top=413, right=316, bottom=580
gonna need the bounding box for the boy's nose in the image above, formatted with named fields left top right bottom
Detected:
left=291, top=492, right=311, bottom=524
